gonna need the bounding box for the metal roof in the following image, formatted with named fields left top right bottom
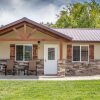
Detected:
left=53, top=28, right=100, bottom=42
left=0, top=17, right=100, bottom=42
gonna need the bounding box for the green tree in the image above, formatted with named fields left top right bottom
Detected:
left=52, top=0, right=100, bottom=28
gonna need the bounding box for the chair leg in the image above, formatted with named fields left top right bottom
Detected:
left=33, top=70, right=37, bottom=75
left=36, top=71, right=37, bottom=75
left=24, top=70, right=26, bottom=75
left=5, top=68, right=7, bottom=75
left=27, top=70, right=29, bottom=75
left=18, top=69, right=20, bottom=75
left=12, top=69, right=15, bottom=75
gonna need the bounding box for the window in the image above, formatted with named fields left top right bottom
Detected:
left=73, top=45, right=88, bottom=62
left=48, top=48, right=55, bottom=60
left=81, top=46, right=88, bottom=61
left=73, top=46, right=80, bottom=61
left=16, top=45, right=32, bottom=61
left=16, top=45, right=23, bottom=61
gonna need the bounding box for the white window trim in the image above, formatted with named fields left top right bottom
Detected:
left=15, top=44, right=33, bottom=62
left=72, top=45, right=89, bottom=62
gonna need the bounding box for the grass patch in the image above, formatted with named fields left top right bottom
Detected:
left=0, top=80, right=100, bottom=100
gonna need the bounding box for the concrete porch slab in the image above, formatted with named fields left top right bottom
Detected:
left=0, top=75, right=100, bottom=80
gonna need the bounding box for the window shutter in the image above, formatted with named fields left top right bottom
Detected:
left=89, top=45, right=94, bottom=62
left=67, top=44, right=72, bottom=61
left=33, top=44, right=38, bottom=59
left=10, top=44, right=15, bottom=60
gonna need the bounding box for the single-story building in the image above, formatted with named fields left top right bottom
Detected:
left=0, top=17, right=100, bottom=76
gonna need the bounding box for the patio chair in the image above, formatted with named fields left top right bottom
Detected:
left=0, top=65, right=5, bottom=75
left=5, top=60, right=15, bottom=75
left=27, top=60, right=37, bottom=75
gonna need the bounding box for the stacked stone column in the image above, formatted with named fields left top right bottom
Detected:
left=36, top=59, right=44, bottom=75
left=57, top=59, right=66, bottom=77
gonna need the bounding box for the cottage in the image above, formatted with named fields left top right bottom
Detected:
left=0, top=17, right=100, bottom=76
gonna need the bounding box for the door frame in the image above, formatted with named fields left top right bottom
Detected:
left=44, top=44, right=59, bottom=75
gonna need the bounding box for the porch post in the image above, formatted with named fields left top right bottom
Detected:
left=60, top=41, right=63, bottom=60
left=58, top=41, right=65, bottom=77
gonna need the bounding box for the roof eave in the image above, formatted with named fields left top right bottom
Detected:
left=72, top=40, right=100, bottom=43
left=0, top=17, right=72, bottom=41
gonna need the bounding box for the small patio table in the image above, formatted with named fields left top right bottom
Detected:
left=15, top=63, right=28, bottom=75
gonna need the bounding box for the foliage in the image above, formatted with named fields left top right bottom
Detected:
left=52, top=0, right=100, bottom=28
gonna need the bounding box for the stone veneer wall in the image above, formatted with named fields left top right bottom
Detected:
left=58, top=59, right=100, bottom=76
left=1, top=59, right=100, bottom=76
left=57, top=60, right=66, bottom=77
left=36, top=59, right=44, bottom=75
left=66, top=60, right=100, bottom=76
left=0, top=59, right=44, bottom=76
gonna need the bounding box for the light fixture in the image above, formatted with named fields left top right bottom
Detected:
left=38, top=41, right=41, bottom=49
left=38, top=41, right=40, bottom=44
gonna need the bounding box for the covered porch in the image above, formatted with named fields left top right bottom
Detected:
left=0, top=18, right=71, bottom=76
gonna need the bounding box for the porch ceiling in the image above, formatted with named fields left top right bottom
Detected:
left=0, top=17, right=72, bottom=42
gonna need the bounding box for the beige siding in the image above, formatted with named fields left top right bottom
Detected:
left=0, top=41, right=61, bottom=59
left=1, top=41, right=100, bottom=60
left=0, top=26, right=59, bottom=59
left=0, top=26, right=100, bottom=60
left=0, top=26, right=55, bottom=39
left=0, top=41, right=100, bottom=60
left=63, top=42, right=67, bottom=59
left=0, top=42, right=10, bottom=59
left=94, top=44, right=100, bottom=60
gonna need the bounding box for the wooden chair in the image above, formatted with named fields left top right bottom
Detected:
left=0, top=65, right=5, bottom=75
left=5, top=60, right=15, bottom=75
left=27, top=60, right=37, bottom=75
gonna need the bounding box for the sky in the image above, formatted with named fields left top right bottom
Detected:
left=0, top=0, right=100, bottom=26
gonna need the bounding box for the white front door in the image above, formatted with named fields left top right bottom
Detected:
left=44, top=44, right=58, bottom=75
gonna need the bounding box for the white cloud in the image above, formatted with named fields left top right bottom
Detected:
left=0, top=11, right=17, bottom=25
left=34, top=4, right=58, bottom=23
left=0, top=0, right=66, bottom=25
